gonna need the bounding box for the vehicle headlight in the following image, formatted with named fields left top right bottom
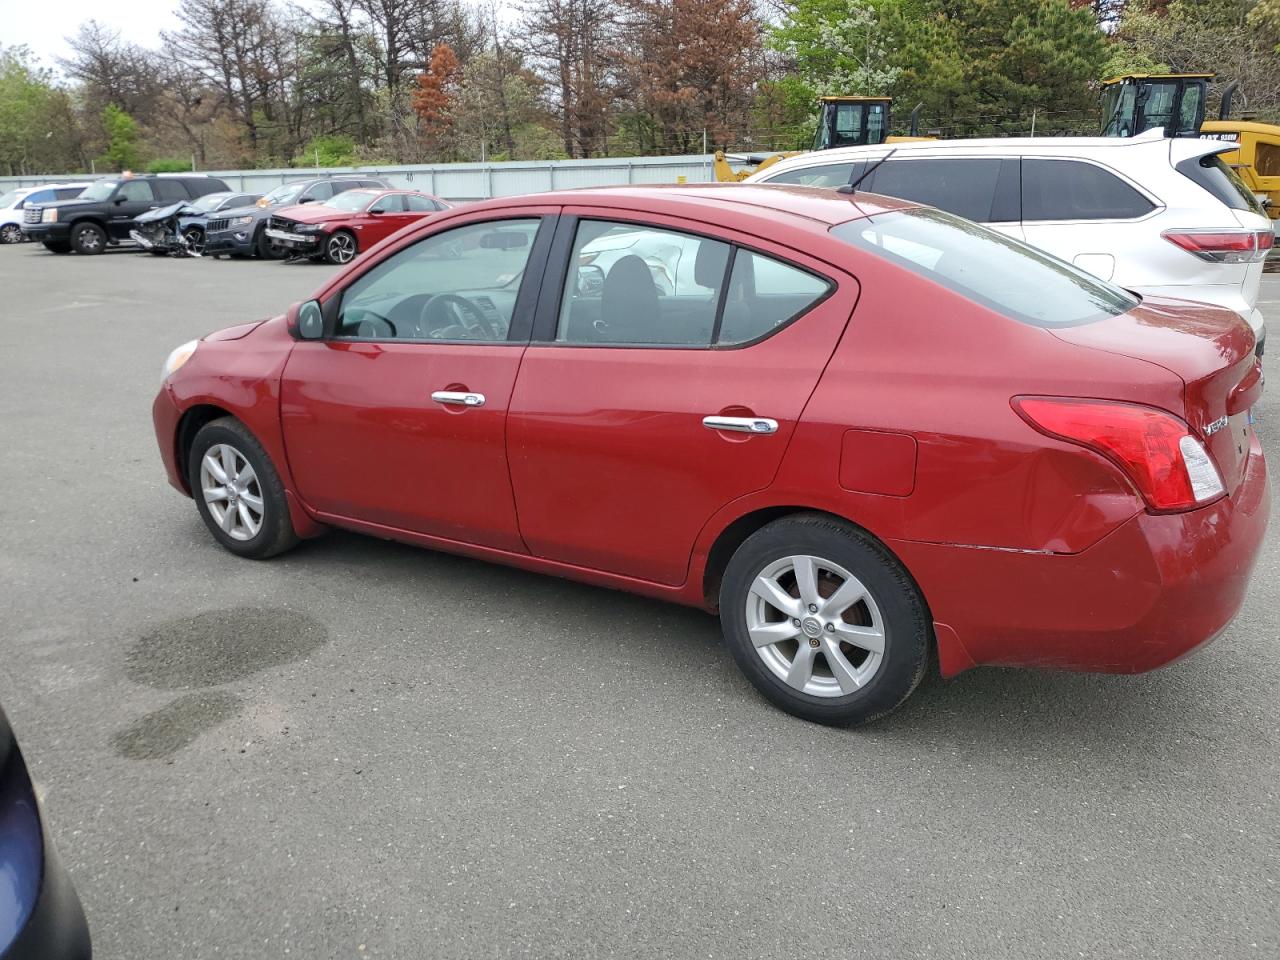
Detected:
left=41, top=208, right=57, bottom=223
left=296, top=223, right=323, bottom=233
left=231, top=215, right=255, bottom=226
left=162, top=339, right=199, bottom=382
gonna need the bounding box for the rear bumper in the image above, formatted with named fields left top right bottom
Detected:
left=895, top=435, right=1270, bottom=675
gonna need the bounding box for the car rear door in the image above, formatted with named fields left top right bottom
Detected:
left=107, top=180, right=159, bottom=239
left=506, top=210, right=859, bottom=586
left=361, top=194, right=414, bottom=246
left=280, top=212, right=555, bottom=551
left=864, top=156, right=1023, bottom=240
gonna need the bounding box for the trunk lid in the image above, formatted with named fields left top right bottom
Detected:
left=1049, top=297, right=1261, bottom=494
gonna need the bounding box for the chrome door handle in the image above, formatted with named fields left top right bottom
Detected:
left=431, top=390, right=486, bottom=407
left=702, top=415, right=778, bottom=434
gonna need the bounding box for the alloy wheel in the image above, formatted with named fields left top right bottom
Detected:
left=0, top=224, right=21, bottom=244
left=327, top=232, right=356, bottom=264
left=199, top=443, right=265, bottom=542
left=746, top=554, right=886, bottom=697
left=76, top=226, right=102, bottom=252
left=183, top=227, right=205, bottom=256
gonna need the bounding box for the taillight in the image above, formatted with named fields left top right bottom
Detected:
left=1162, top=228, right=1273, bottom=263
left=1013, top=397, right=1225, bottom=513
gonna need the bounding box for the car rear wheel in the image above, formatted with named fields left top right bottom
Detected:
left=0, top=224, right=21, bottom=244
left=71, top=222, right=106, bottom=255
left=719, top=514, right=930, bottom=726
left=188, top=417, right=299, bottom=560
left=324, top=230, right=357, bottom=265
left=182, top=226, right=205, bottom=256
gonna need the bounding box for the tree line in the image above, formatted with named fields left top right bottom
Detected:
left=0, top=0, right=1277, bottom=177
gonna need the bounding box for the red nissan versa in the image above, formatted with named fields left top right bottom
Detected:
left=264, top=189, right=450, bottom=264
left=152, top=185, right=1270, bottom=725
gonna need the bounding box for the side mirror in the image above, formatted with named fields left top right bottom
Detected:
left=289, top=300, right=325, bottom=340
left=113, top=196, right=127, bottom=205
left=577, top=264, right=605, bottom=297
left=368, top=208, right=384, bottom=216
left=298, top=196, right=317, bottom=204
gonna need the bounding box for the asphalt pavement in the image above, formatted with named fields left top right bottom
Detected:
left=0, top=243, right=1277, bottom=960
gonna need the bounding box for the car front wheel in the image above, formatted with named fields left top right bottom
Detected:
left=71, top=222, right=106, bottom=255
left=188, top=417, right=299, bottom=560
left=0, top=224, right=21, bottom=244
left=719, top=514, right=930, bottom=726
left=324, top=230, right=357, bottom=265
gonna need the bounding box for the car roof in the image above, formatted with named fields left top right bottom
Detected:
left=469, top=183, right=914, bottom=227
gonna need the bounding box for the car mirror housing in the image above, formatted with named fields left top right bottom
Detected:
left=289, top=300, right=325, bottom=340
left=298, top=196, right=317, bottom=204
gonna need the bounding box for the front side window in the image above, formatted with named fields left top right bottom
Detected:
left=335, top=218, right=541, bottom=341
left=118, top=180, right=155, bottom=202
left=1255, top=142, right=1280, bottom=179
left=1022, top=159, right=1154, bottom=221
left=369, top=194, right=404, bottom=214
left=556, top=219, right=831, bottom=347
left=833, top=207, right=1139, bottom=328
left=0, top=190, right=20, bottom=209
left=1140, top=81, right=1178, bottom=132
left=306, top=182, right=334, bottom=202
left=867, top=158, right=1018, bottom=223
left=262, top=183, right=305, bottom=205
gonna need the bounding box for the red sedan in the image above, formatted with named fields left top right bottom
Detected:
left=264, top=188, right=450, bottom=264
left=153, top=185, right=1269, bottom=725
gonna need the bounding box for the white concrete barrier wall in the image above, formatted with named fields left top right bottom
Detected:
left=0, top=154, right=746, bottom=201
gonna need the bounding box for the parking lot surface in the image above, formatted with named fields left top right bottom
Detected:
left=1, top=244, right=1277, bottom=960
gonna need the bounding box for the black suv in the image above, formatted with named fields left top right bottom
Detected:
left=23, top=175, right=230, bottom=255
left=203, top=176, right=390, bottom=258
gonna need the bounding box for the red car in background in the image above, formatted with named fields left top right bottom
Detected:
left=265, top=189, right=450, bottom=264
left=153, top=185, right=1269, bottom=726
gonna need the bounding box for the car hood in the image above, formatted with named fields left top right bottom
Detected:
left=136, top=201, right=199, bottom=223
left=273, top=203, right=351, bottom=224
left=204, top=319, right=268, bottom=341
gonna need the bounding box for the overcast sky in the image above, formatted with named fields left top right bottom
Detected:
left=0, top=0, right=184, bottom=68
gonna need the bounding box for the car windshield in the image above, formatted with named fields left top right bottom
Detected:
left=0, top=190, right=22, bottom=209
left=261, top=183, right=306, bottom=205
left=80, top=180, right=121, bottom=201
left=326, top=190, right=378, bottom=212
left=832, top=207, right=1139, bottom=328
left=191, top=193, right=232, bottom=212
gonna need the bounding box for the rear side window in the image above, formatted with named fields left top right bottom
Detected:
left=54, top=188, right=82, bottom=200
left=27, top=190, right=55, bottom=204
left=1023, top=159, right=1154, bottom=221
left=154, top=179, right=187, bottom=201
left=867, top=158, right=1019, bottom=223
left=1176, top=153, right=1268, bottom=215
left=406, top=194, right=439, bottom=212
left=763, top=162, right=859, bottom=188
left=718, top=251, right=831, bottom=345
left=832, top=208, right=1139, bottom=328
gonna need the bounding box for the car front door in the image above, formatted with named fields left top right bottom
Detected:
left=280, top=212, right=555, bottom=551
left=107, top=179, right=157, bottom=239
left=506, top=212, right=859, bottom=585
left=358, top=194, right=414, bottom=246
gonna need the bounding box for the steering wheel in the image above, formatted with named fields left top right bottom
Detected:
left=420, top=294, right=499, bottom=339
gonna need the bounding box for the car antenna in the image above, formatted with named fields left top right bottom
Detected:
left=837, top=148, right=898, bottom=195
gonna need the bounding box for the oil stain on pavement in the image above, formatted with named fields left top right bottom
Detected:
left=111, top=691, right=243, bottom=760
left=125, top=607, right=330, bottom=689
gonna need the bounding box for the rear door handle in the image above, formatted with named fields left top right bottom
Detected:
left=431, top=390, right=485, bottom=408
left=702, top=415, right=778, bottom=434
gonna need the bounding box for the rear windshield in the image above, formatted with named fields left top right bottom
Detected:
left=1178, top=153, right=1267, bottom=216
left=831, top=207, right=1139, bottom=328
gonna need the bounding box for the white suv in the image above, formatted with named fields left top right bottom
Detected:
left=748, top=131, right=1274, bottom=350
left=0, top=182, right=90, bottom=243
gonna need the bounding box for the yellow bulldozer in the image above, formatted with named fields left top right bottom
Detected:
left=1100, top=73, right=1278, bottom=229
left=713, top=96, right=928, bottom=183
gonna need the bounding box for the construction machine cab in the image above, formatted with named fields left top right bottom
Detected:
left=1100, top=74, right=1213, bottom=138
left=813, top=97, right=894, bottom=150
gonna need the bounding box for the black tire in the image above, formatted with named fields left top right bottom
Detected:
left=0, top=224, right=22, bottom=244
left=187, top=417, right=299, bottom=560
left=70, top=221, right=107, bottom=255
left=255, top=226, right=284, bottom=260
left=43, top=240, right=72, bottom=254
left=719, top=513, right=930, bottom=726
left=324, top=230, right=357, bottom=265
